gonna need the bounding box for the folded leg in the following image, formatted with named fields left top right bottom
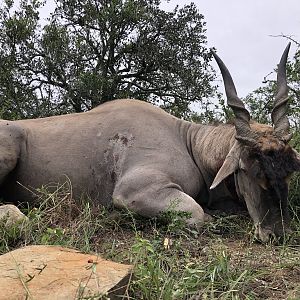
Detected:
left=113, top=169, right=207, bottom=227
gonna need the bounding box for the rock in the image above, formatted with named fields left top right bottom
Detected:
left=0, top=204, right=28, bottom=227
left=0, top=245, right=133, bottom=299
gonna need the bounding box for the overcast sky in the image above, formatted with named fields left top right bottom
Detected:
left=39, top=0, right=300, bottom=97
left=163, top=0, right=300, bottom=97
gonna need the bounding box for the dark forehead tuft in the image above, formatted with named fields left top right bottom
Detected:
left=250, top=146, right=299, bottom=180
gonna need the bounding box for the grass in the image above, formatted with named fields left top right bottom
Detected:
left=1, top=178, right=300, bottom=299
left=11, top=251, right=34, bottom=300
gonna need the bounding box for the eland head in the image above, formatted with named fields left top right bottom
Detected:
left=210, top=43, right=300, bottom=242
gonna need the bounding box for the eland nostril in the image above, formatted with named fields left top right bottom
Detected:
left=255, top=224, right=279, bottom=243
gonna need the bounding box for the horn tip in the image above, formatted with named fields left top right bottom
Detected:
left=285, top=42, right=291, bottom=53
left=210, top=48, right=217, bottom=57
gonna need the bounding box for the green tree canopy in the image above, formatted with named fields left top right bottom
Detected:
left=0, top=0, right=216, bottom=119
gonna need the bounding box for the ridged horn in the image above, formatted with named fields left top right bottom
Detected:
left=271, top=43, right=292, bottom=142
left=211, top=49, right=257, bottom=146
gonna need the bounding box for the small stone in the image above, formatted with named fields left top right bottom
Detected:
left=0, top=205, right=28, bottom=228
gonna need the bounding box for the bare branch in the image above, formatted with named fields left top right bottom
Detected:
left=270, top=34, right=300, bottom=47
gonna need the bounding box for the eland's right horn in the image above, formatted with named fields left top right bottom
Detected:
left=271, top=43, right=292, bottom=142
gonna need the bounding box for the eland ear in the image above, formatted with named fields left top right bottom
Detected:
left=210, top=141, right=242, bottom=190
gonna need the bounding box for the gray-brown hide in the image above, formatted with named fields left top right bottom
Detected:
left=0, top=44, right=299, bottom=243
left=0, top=100, right=220, bottom=223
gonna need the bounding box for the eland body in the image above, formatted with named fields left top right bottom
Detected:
left=1, top=44, right=299, bottom=242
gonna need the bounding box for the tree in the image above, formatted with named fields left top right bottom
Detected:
left=0, top=0, right=50, bottom=119
left=0, top=0, right=216, bottom=119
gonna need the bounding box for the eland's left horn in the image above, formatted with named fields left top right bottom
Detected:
left=211, top=49, right=257, bottom=146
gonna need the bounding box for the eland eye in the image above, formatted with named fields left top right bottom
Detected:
left=248, top=160, right=265, bottom=178
left=249, top=161, right=270, bottom=190
left=258, top=179, right=268, bottom=190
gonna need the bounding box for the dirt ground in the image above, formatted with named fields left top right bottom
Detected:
left=89, top=213, right=300, bottom=300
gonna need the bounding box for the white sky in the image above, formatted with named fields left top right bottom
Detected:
left=38, top=0, right=300, bottom=97
left=163, top=0, right=300, bottom=97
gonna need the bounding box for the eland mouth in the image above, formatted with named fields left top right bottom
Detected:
left=254, top=223, right=292, bottom=243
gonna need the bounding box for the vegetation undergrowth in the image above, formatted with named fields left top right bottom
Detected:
left=1, top=179, right=300, bottom=299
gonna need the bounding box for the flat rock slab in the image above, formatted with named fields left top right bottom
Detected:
left=0, top=245, right=133, bottom=299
